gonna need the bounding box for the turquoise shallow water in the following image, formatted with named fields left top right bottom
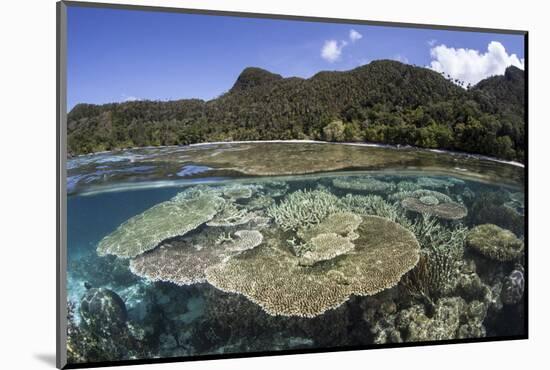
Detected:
left=65, top=144, right=525, bottom=364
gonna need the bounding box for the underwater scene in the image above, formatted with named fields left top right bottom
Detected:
left=66, top=142, right=526, bottom=364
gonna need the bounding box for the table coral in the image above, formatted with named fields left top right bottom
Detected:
left=97, top=192, right=224, bottom=258
left=205, top=215, right=420, bottom=317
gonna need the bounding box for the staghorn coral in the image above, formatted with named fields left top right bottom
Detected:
left=205, top=215, right=420, bottom=318
left=339, top=194, right=411, bottom=227
left=266, top=189, right=342, bottom=231
left=130, top=229, right=263, bottom=286
left=97, top=191, right=224, bottom=258
left=407, top=214, right=467, bottom=251
left=207, top=202, right=252, bottom=227
left=466, top=224, right=524, bottom=261
left=297, top=233, right=355, bottom=266
left=397, top=189, right=467, bottom=220
left=332, top=176, right=395, bottom=193
left=401, top=246, right=463, bottom=307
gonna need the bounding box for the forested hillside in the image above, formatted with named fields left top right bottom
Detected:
left=67, top=60, right=525, bottom=161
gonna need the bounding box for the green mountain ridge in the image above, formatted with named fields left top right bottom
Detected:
left=67, top=60, right=525, bottom=161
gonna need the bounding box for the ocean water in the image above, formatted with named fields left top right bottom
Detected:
left=65, top=143, right=526, bottom=364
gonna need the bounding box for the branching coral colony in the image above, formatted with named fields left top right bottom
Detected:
left=91, top=180, right=523, bottom=321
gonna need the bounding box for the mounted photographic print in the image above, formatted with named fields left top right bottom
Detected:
left=56, top=1, right=528, bottom=368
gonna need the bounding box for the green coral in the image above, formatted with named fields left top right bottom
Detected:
left=97, top=191, right=224, bottom=258
left=466, top=224, right=524, bottom=261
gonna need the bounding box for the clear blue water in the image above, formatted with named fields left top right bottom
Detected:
left=65, top=144, right=525, bottom=364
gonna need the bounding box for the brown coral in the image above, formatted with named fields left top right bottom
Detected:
left=466, top=224, right=524, bottom=261
left=205, top=215, right=420, bottom=318
left=129, top=229, right=263, bottom=285
left=399, top=189, right=467, bottom=220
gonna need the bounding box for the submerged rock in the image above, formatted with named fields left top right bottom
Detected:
left=80, top=287, right=127, bottom=336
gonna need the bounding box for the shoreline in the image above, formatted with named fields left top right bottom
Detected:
left=69, top=139, right=525, bottom=169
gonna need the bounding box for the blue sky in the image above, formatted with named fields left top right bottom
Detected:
left=67, top=6, right=525, bottom=110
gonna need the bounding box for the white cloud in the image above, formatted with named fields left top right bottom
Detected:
left=392, top=54, right=409, bottom=64
left=427, top=39, right=437, bottom=47
left=122, top=94, right=140, bottom=102
left=428, top=41, right=524, bottom=86
left=321, top=40, right=346, bottom=63
left=321, top=29, right=363, bottom=63
left=349, top=29, right=363, bottom=43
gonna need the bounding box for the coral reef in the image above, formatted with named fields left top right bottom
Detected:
left=297, top=233, right=355, bottom=266
left=80, top=287, right=128, bottom=336
left=396, top=181, right=422, bottom=192
left=207, top=202, right=252, bottom=227
left=416, top=176, right=464, bottom=190
left=400, top=297, right=485, bottom=341
left=339, top=194, right=411, bottom=227
left=263, top=181, right=290, bottom=198
left=205, top=216, right=420, bottom=317
left=466, top=224, right=524, bottom=261
left=266, top=189, right=341, bottom=231
left=97, top=191, right=224, bottom=258
left=129, top=228, right=263, bottom=286
left=332, top=176, right=395, bottom=193
left=503, top=191, right=525, bottom=216
left=407, top=214, right=467, bottom=251
left=68, top=289, right=150, bottom=363
left=467, top=191, right=524, bottom=237
left=244, top=194, right=275, bottom=210
left=397, top=189, right=467, bottom=220
left=401, top=246, right=462, bottom=307
left=501, top=264, right=525, bottom=305
left=220, top=184, right=257, bottom=200
left=296, top=212, right=362, bottom=242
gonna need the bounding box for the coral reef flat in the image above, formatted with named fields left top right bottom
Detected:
left=66, top=143, right=525, bottom=364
